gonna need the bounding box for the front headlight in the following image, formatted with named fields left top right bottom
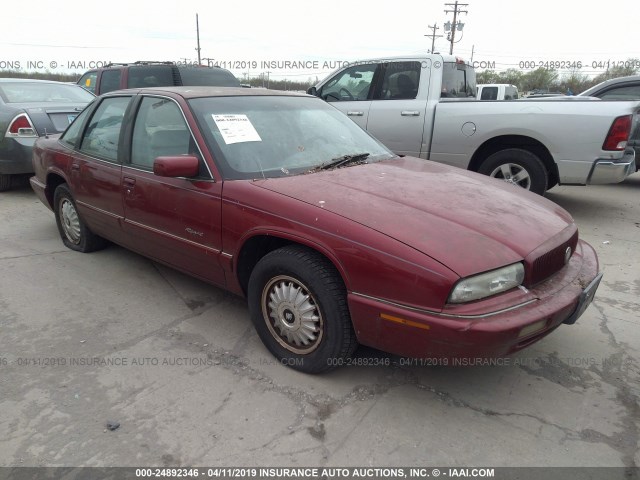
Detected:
left=448, top=263, right=525, bottom=304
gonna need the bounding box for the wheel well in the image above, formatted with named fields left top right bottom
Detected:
left=45, top=173, right=67, bottom=208
left=468, top=135, right=559, bottom=188
left=235, top=236, right=340, bottom=296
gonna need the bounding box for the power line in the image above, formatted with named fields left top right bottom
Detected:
left=444, top=1, right=468, bottom=55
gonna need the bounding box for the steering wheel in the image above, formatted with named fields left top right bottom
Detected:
left=339, top=88, right=354, bottom=100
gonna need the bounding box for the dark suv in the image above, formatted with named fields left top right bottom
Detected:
left=77, top=61, right=241, bottom=95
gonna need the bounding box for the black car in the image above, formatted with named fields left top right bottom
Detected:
left=77, top=61, right=241, bottom=96
left=0, top=78, right=94, bottom=191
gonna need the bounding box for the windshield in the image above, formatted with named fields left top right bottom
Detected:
left=441, top=62, right=477, bottom=98
left=188, top=95, right=394, bottom=180
left=0, top=82, right=95, bottom=103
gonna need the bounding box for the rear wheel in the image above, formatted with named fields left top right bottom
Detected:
left=248, top=245, right=357, bottom=373
left=478, top=148, right=548, bottom=195
left=53, top=184, right=107, bottom=252
left=0, top=174, right=12, bottom=192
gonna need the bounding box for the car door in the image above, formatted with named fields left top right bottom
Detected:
left=67, top=95, right=132, bottom=245
left=121, top=94, right=225, bottom=286
left=365, top=60, right=429, bottom=158
left=317, top=63, right=380, bottom=130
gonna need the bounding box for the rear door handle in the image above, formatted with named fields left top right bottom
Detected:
left=347, top=111, right=364, bottom=116
left=401, top=111, right=421, bottom=116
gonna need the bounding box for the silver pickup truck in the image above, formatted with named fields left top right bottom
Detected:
left=308, top=54, right=638, bottom=195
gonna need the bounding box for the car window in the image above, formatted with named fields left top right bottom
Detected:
left=79, top=96, right=130, bottom=162
left=319, top=63, right=378, bottom=102
left=480, top=86, right=498, bottom=100
left=60, top=106, right=93, bottom=148
left=441, top=61, right=476, bottom=98
left=505, top=86, right=518, bottom=100
left=128, top=66, right=175, bottom=89
left=78, top=71, right=97, bottom=94
left=378, top=62, right=421, bottom=100
left=99, top=70, right=122, bottom=94
left=130, top=96, right=208, bottom=177
left=596, top=84, right=640, bottom=100
left=178, top=67, right=241, bottom=87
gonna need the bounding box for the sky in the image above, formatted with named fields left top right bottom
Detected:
left=2, top=0, right=639, bottom=82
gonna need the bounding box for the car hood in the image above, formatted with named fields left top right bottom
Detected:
left=253, top=157, right=575, bottom=277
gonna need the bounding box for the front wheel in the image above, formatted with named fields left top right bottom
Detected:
left=247, top=245, right=357, bottom=373
left=53, top=184, right=107, bottom=252
left=478, top=148, right=548, bottom=195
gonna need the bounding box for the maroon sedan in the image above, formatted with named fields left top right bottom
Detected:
left=30, top=87, right=602, bottom=373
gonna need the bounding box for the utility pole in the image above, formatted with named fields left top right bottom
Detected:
left=470, top=44, right=475, bottom=62
left=424, top=24, right=443, bottom=53
left=444, top=1, right=468, bottom=55
left=195, top=13, right=202, bottom=65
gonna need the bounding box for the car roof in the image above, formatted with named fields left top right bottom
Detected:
left=104, top=86, right=311, bottom=99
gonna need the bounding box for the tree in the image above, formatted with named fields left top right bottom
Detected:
left=497, top=68, right=524, bottom=87
left=562, top=70, right=591, bottom=95
left=476, top=69, right=500, bottom=84
left=521, top=68, right=560, bottom=92
left=591, top=57, right=640, bottom=85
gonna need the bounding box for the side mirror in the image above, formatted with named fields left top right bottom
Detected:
left=307, top=86, right=317, bottom=96
left=153, top=155, right=199, bottom=178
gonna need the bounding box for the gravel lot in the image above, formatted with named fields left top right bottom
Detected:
left=1, top=175, right=638, bottom=469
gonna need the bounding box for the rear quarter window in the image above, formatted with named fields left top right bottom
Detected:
left=128, top=66, right=176, bottom=88
left=441, top=62, right=477, bottom=98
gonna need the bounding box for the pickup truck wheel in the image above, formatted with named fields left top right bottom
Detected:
left=0, top=174, right=12, bottom=192
left=248, top=245, right=357, bottom=373
left=53, top=184, right=107, bottom=253
left=478, top=148, right=548, bottom=195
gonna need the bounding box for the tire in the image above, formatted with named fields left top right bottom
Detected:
left=478, top=148, right=548, bottom=195
left=0, top=174, right=12, bottom=192
left=53, top=183, right=108, bottom=253
left=247, top=245, right=357, bottom=373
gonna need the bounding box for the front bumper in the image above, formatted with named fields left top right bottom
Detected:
left=348, top=239, right=600, bottom=360
left=587, top=148, right=636, bottom=184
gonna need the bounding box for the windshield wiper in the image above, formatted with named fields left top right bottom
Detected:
left=318, top=153, right=370, bottom=170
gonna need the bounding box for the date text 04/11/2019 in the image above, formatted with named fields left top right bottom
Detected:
left=134, top=467, right=497, bottom=478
